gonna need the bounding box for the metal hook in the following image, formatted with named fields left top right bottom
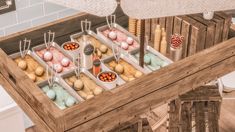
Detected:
left=112, top=44, right=121, bottom=63
left=73, top=54, right=81, bottom=78
left=47, top=65, right=58, bottom=88
left=44, top=30, right=55, bottom=50
left=106, top=14, right=116, bottom=29
left=19, top=38, right=31, bottom=58
left=81, top=19, right=91, bottom=33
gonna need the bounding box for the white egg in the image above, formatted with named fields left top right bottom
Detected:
left=126, top=37, right=134, bottom=45
left=121, top=42, right=129, bottom=50
left=65, top=97, right=76, bottom=107
left=46, top=90, right=56, bottom=100
left=43, top=51, right=53, bottom=61
left=54, top=64, right=63, bottom=73
left=61, top=58, right=70, bottom=67
left=108, top=31, right=117, bottom=40
left=18, top=60, right=27, bottom=70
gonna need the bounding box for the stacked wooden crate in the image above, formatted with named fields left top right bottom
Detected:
left=130, top=12, right=232, bottom=59
left=168, top=85, right=222, bottom=132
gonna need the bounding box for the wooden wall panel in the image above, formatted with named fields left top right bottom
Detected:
left=165, top=17, right=174, bottom=53
left=181, top=20, right=190, bottom=58
left=190, top=14, right=216, bottom=49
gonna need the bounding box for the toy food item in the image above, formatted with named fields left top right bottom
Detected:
left=18, top=60, right=27, bottom=70
left=114, top=64, right=124, bottom=74
left=105, top=59, right=143, bottom=82
left=61, top=58, right=70, bottom=67
left=144, top=55, right=151, bottom=65
left=65, top=74, right=103, bottom=100
left=100, top=45, right=108, bottom=53
left=35, top=46, right=75, bottom=73
left=14, top=55, right=48, bottom=83
left=121, top=42, right=129, bottom=50
left=93, top=86, right=103, bottom=95
left=41, top=83, right=77, bottom=109
left=102, top=28, right=139, bottom=51
left=86, top=94, right=95, bottom=100
left=63, top=42, right=79, bottom=51
left=98, top=72, right=117, bottom=82
left=134, top=71, right=143, bottom=78
left=43, top=51, right=53, bottom=61
left=46, top=90, right=56, bottom=100
left=108, top=31, right=117, bottom=40
left=65, top=97, right=76, bottom=107
left=54, top=64, right=63, bottom=73
left=76, top=35, right=113, bottom=59
left=27, top=73, right=36, bottom=82
left=74, top=79, right=84, bottom=91
left=35, top=66, right=44, bottom=76
left=126, top=37, right=134, bottom=45
left=134, top=52, right=169, bottom=71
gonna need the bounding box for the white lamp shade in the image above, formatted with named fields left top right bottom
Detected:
left=46, top=0, right=117, bottom=17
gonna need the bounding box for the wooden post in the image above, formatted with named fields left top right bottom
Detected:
left=139, top=19, right=145, bottom=67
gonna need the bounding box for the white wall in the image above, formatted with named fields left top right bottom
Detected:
left=0, top=0, right=80, bottom=37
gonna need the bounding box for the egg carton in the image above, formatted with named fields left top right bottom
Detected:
left=37, top=76, right=81, bottom=110
left=32, top=42, right=76, bottom=76
left=101, top=54, right=151, bottom=84
left=96, top=23, right=140, bottom=54
left=70, top=30, right=114, bottom=61
left=9, top=50, right=54, bottom=84
left=60, top=68, right=108, bottom=100
left=129, top=46, right=173, bottom=72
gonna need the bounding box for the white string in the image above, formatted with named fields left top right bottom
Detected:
left=81, top=19, right=91, bottom=33
left=112, top=44, right=121, bottom=63
left=73, top=54, right=81, bottom=78
left=19, top=38, right=31, bottom=58
left=106, top=15, right=116, bottom=29
left=44, top=31, right=55, bottom=49
left=47, top=65, right=58, bottom=88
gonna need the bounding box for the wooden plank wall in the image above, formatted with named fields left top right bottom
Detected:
left=143, top=12, right=231, bottom=59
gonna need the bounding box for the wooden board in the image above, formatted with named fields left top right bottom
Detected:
left=181, top=102, right=192, bottom=132
left=195, top=102, right=206, bottom=132
left=145, top=19, right=151, bottom=42
left=159, top=17, right=166, bottom=29
left=190, top=14, right=216, bottom=48
left=150, top=18, right=159, bottom=43
left=216, top=12, right=232, bottom=41
left=173, top=16, right=182, bottom=34
left=211, top=14, right=224, bottom=44
left=165, top=17, right=174, bottom=53
left=180, top=20, right=190, bottom=58
left=179, top=16, right=206, bottom=55
left=168, top=99, right=181, bottom=132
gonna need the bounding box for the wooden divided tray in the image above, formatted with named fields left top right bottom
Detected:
left=0, top=9, right=235, bottom=132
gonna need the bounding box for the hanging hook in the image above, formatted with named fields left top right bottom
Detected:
left=73, top=53, right=81, bottom=78
left=106, top=14, right=116, bottom=29
left=47, top=65, right=58, bottom=88
left=112, top=44, right=121, bottom=63
left=44, top=30, right=55, bottom=50
left=81, top=19, right=91, bottom=34
left=19, top=38, right=31, bottom=58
